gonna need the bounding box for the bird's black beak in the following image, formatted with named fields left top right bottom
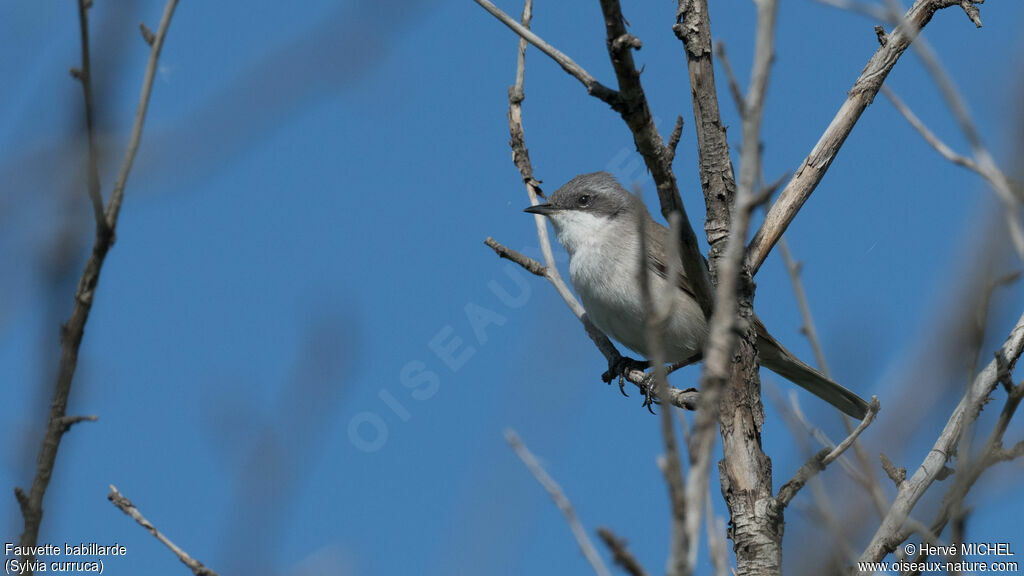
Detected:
left=524, top=203, right=557, bottom=215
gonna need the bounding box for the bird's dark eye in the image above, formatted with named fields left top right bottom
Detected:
left=577, top=194, right=591, bottom=207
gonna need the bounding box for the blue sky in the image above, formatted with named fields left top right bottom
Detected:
left=2, top=1, right=1023, bottom=574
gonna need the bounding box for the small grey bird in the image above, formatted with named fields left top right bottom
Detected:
left=525, top=171, right=869, bottom=419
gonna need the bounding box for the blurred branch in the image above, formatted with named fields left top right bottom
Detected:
left=968, top=270, right=1022, bottom=383
left=597, top=528, right=650, bottom=576
left=880, top=87, right=980, bottom=173
left=909, top=380, right=1024, bottom=548
left=819, top=0, right=1023, bottom=256
left=746, top=0, right=985, bottom=274
left=813, top=0, right=892, bottom=21
left=108, top=486, right=219, bottom=576
left=676, top=0, right=782, bottom=572
left=880, top=86, right=1024, bottom=259
left=637, top=203, right=688, bottom=574
left=74, top=0, right=107, bottom=231
left=104, top=0, right=178, bottom=229
left=858, top=309, right=1024, bottom=563
left=712, top=42, right=745, bottom=119
left=505, top=430, right=611, bottom=576
left=704, top=484, right=729, bottom=576
left=16, top=0, right=179, bottom=563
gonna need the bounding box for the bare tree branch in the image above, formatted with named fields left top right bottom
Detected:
left=822, top=0, right=1024, bottom=258
left=880, top=86, right=1024, bottom=259
left=597, top=528, right=650, bottom=576
left=777, top=398, right=880, bottom=506
left=781, top=390, right=880, bottom=499
left=17, top=1, right=179, bottom=565
left=778, top=237, right=889, bottom=518
left=597, top=0, right=715, bottom=319
left=814, top=0, right=893, bottom=21
left=880, top=86, right=980, bottom=172
left=104, top=0, right=179, bottom=229
left=57, top=414, right=98, bottom=432
left=746, top=0, right=984, bottom=274
left=665, top=116, right=685, bottom=164
left=484, top=237, right=546, bottom=277
left=879, top=452, right=906, bottom=487
left=900, top=380, right=1024, bottom=559
left=505, top=430, right=612, bottom=576
left=108, top=486, right=219, bottom=576
left=74, top=0, right=107, bottom=231
left=767, top=386, right=860, bottom=567
left=472, top=0, right=618, bottom=106
left=712, top=42, right=745, bottom=119
left=858, top=309, right=1024, bottom=564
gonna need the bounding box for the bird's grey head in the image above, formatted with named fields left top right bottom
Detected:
left=524, top=172, right=642, bottom=254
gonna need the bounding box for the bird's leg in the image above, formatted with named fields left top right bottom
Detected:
left=665, top=352, right=702, bottom=376
left=602, top=355, right=650, bottom=397
left=640, top=353, right=700, bottom=413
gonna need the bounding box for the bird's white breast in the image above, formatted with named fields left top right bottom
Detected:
left=557, top=215, right=707, bottom=362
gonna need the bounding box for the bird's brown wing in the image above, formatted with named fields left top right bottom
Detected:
left=645, top=218, right=704, bottom=302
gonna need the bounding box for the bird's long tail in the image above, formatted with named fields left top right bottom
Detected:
left=752, top=317, right=869, bottom=420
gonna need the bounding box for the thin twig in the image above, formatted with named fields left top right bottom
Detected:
left=966, top=269, right=1021, bottom=395
left=505, top=430, right=612, bottom=576
left=484, top=237, right=546, bottom=277
left=879, top=453, right=906, bottom=487
left=880, top=85, right=1024, bottom=259
left=74, top=0, right=107, bottom=231
left=880, top=86, right=980, bottom=172
left=813, top=0, right=893, bottom=21
left=777, top=398, right=880, bottom=506
left=768, top=385, right=860, bottom=565
left=777, top=236, right=889, bottom=518
left=108, top=486, right=219, bottom=576
left=57, top=414, right=98, bottom=432
left=473, top=0, right=619, bottom=106
left=825, top=0, right=1024, bottom=258
left=784, top=390, right=887, bottom=504
left=746, top=0, right=983, bottom=274
left=105, top=0, right=178, bottom=229
left=17, top=0, right=179, bottom=563
left=665, top=116, right=685, bottom=164
left=712, top=41, right=745, bottom=119
left=823, top=0, right=1024, bottom=211
left=704, top=484, right=729, bottom=576
left=597, top=528, right=650, bottom=576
